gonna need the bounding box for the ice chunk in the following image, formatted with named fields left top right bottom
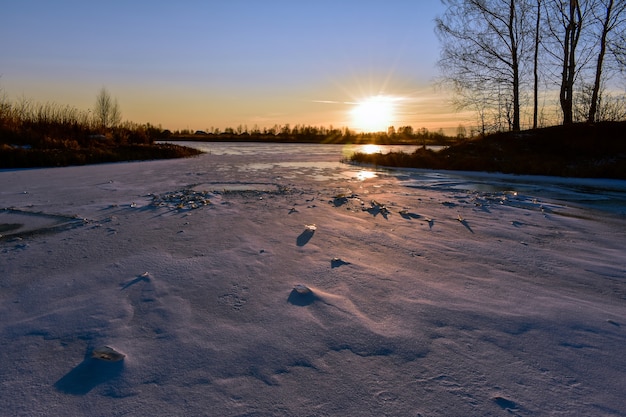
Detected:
left=92, top=346, right=125, bottom=362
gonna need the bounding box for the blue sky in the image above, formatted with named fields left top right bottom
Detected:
left=1, top=1, right=460, bottom=132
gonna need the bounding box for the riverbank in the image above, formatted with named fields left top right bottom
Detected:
left=0, top=97, right=204, bottom=168
left=350, top=121, right=626, bottom=179
left=0, top=142, right=203, bottom=169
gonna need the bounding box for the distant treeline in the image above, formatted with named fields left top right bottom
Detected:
left=168, top=125, right=460, bottom=146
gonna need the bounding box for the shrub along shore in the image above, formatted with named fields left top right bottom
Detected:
left=0, top=99, right=202, bottom=169
left=1, top=141, right=203, bottom=169
left=350, top=122, right=626, bottom=179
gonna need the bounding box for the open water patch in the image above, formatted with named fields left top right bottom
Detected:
left=394, top=169, right=626, bottom=215
left=0, top=208, right=85, bottom=239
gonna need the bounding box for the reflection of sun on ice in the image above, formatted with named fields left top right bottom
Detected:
left=355, top=170, right=377, bottom=181
left=361, top=144, right=382, bottom=154
left=350, top=95, right=397, bottom=132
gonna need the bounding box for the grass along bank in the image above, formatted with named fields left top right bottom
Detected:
left=350, top=122, right=626, bottom=179
left=0, top=98, right=202, bottom=169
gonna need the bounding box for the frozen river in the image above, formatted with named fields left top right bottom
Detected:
left=173, top=141, right=626, bottom=215
left=2, top=140, right=625, bottom=416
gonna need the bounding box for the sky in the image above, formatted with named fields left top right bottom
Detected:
left=0, top=1, right=463, bottom=132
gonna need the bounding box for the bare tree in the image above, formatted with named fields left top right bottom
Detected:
left=436, top=0, right=626, bottom=130
left=559, top=0, right=583, bottom=124
left=613, top=31, right=626, bottom=67
left=588, top=0, right=626, bottom=122
left=533, top=0, right=542, bottom=128
left=542, top=0, right=598, bottom=124
left=94, top=87, right=121, bottom=129
left=436, top=0, right=534, bottom=132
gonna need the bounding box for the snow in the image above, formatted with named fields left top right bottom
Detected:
left=1, top=143, right=625, bottom=416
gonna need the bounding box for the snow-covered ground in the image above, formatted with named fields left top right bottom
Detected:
left=1, top=143, right=625, bottom=416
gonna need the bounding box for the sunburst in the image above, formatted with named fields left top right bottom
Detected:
left=350, top=95, right=398, bottom=132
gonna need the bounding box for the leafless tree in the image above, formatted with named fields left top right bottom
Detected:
left=575, top=80, right=625, bottom=120
left=588, top=0, right=626, bottom=122
left=436, top=0, right=626, bottom=129
left=541, top=0, right=626, bottom=124
left=436, top=0, right=534, bottom=132
left=542, top=0, right=599, bottom=124
left=613, top=31, right=626, bottom=67
left=533, top=0, right=542, bottom=128
left=94, top=87, right=121, bottom=129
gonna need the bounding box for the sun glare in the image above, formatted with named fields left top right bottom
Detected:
left=350, top=95, right=397, bottom=132
left=361, top=144, right=382, bottom=154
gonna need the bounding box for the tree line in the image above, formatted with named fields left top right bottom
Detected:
left=436, top=0, right=626, bottom=133
left=171, top=124, right=458, bottom=146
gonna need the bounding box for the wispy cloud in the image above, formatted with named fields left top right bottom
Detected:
left=311, top=99, right=358, bottom=105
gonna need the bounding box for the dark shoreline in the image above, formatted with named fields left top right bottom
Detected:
left=349, top=122, right=626, bottom=180
left=0, top=143, right=203, bottom=169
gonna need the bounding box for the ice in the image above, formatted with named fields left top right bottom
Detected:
left=1, top=145, right=625, bottom=416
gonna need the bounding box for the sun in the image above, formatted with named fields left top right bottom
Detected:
left=350, top=95, right=397, bottom=132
